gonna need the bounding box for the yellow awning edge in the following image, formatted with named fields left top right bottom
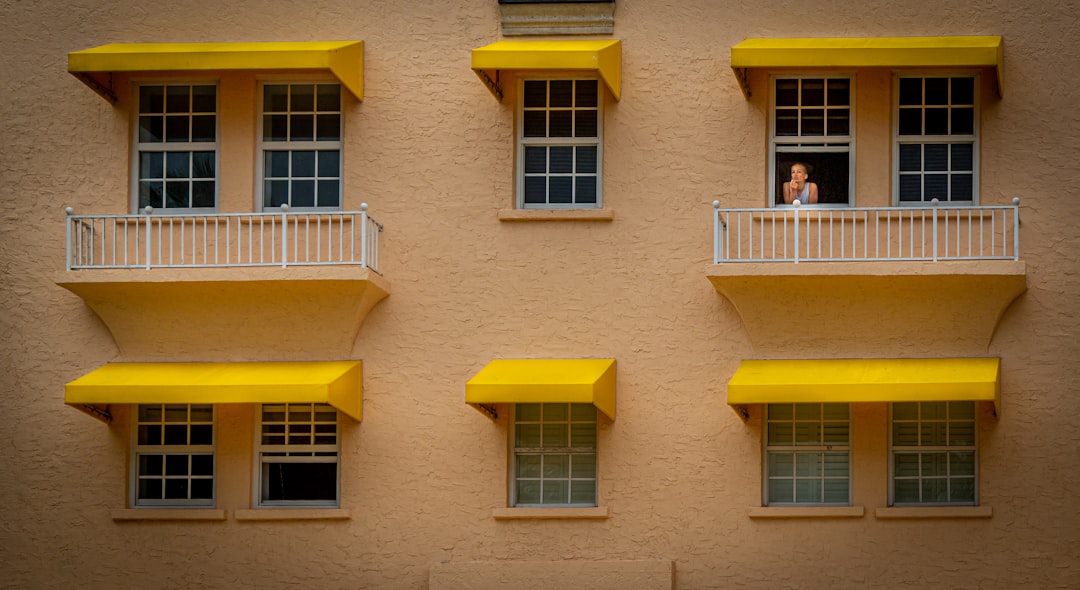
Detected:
left=471, top=39, right=621, bottom=101
left=65, top=360, right=363, bottom=423
left=727, top=357, right=1001, bottom=416
left=465, top=359, right=616, bottom=420
left=68, top=41, right=364, bottom=103
left=730, top=36, right=1004, bottom=98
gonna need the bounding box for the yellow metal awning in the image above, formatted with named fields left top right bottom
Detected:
left=471, top=39, right=621, bottom=101
left=65, top=360, right=363, bottom=422
left=730, top=36, right=1004, bottom=98
left=68, top=41, right=364, bottom=102
left=466, top=359, right=616, bottom=420
left=727, top=357, right=1000, bottom=415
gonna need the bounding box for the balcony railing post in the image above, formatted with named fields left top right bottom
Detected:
left=280, top=204, right=290, bottom=268
left=712, top=200, right=721, bottom=263
left=64, top=207, right=74, bottom=270
left=1012, top=197, right=1021, bottom=260
left=931, top=198, right=939, bottom=262
left=143, top=206, right=153, bottom=269
left=793, top=200, right=801, bottom=264
left=361, top=203, right=369, bottom=269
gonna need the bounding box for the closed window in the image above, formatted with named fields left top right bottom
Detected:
left=257, top=403, right=340, bottom=506
left=895, top=75, right=977, bottom=204
left=891, top=401, right=977, bottom=505
left=512, top=403, right=597, bottom=507
left=764, top=403, right=850, bottom=505
left=132, top=404, right=215, bottom=507
left=259, top=82, right=343, bottom=210
left=518, top=78, right=601, bottom=209
left=135, top=84, right=218, bottom=211
left=770, top=76, right=853, bottom=206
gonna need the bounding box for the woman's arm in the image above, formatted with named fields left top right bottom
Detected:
left=807, top=182, right=819, bottom=204
left=783, top=181, right=795, bottom=204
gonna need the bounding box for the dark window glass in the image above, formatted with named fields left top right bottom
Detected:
left=292, top=180, right=315, bottom=207
left=801, top=79, right=825, bottom=106
left=264, top=115, right=288, bottom=141
left=192, top=182, right=214, bottom=208
left=575, top=177, right=597, bottom=203
left=925, top=108, right=949, bottom=135
left=523, top=80, right=547, bottom=108
left=316, top=114, right=340, bottom=141
left=166, top=153, right=189, bottom=179
left=802, top=109, right=824, bottom=136
left=292, top=151, right=316, bottom=177
left=523, top=176, right=546, bottom=203
left=550, top=80, right=573, bottom=108
left=262, top=463, right=336, bottom=502
left=266, top=180, right=289, bottom=207
left=165, top=86, right=189, bottom=113
left=291, top=84, right=315, bottom=112
left=316, top=84, right=340, bottom=111
left=165, top=115, right=189, bottom=142
left=925, top=78, right=949, bottom=105
left=924, top=174, right=948, bottom=200
left=139, top=182, right=163, bottom=209
left=575, top=79, right=598, bottom=107
left=523, top=111, right=546, bottom=138
left=317, top=150, right=340, bottom=177
left=575, top=110, right=597, bottom=138
left=264, top=84, right=289, bottom=111
left=140, top=116, right=163, bottom=143
left=191, top=115, right=215, bottom=142
left=576, top=146, right=597, bottom=174
left=924, top=144, right=948, bottom=171
left=549, top=177, right=573, bottom=203
left=899, top=144, right=921, bottom=172
left=291, top=114, right=315, bottom=141
left=140, top=85, right=164, bottom=113
left=899, top=78, right=922, bottom=106
left=775, top=109, right=798, bottom=136
left=550, top=146, right=573, bottom=173
left=951, top=144, right=973, bottom=171
left=524, top=146, right=546, bottom=174
left=952, top=77, right=974, bottom=105
left=317, top=180, right=340, bottom=207
left=827, top=109, right=849, bottom=136
left=827, top=79, right=850, bottom=106
left=191, top=85, right=216, bottom=112
left=951, top=174, right=973, bottom=201
left=898, top=109, right=922, bottom=135
left=952, top=107, right=974, bottom=135
left=899, top=176, right=922, bottom=201
left=266, top=151, right=289, bottom=178
left=164, top=479, right=188, bottom=500
left=165, top=182, right=189, bottom=208
left=549, top=111, right=573, bottom=137
left=192, top=152, right=215, bottom=179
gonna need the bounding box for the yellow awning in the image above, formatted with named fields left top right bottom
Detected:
left=65, top=361, right=363, bottom=422
left=730, top=36, right=1004, bottom=98
left=68, top=41, right=364, bottom=102
left=727, top=358, right=1000, bottom=414
left=465, top=359, right=616, bottom=420
left=471, top=39, right=621, bottom=101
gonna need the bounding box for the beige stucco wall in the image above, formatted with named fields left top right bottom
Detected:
left=2, top=1, right=1079, bottom=588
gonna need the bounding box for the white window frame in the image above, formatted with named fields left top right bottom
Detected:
left=256, top=78, right=344, bottom=212
left=130, top=81, right=220, bottom=214
left=892, top=72, right=980, bottom=206
left=516, top=75, right=604, bottom=209
left=509, top=403, right=598, bottom=507
left=768, top=74, right=855, bottom=207
left=130, top=404, right=215, bottom=508
left=889, top=401, right=979, bottom=506
left=763, top=403, right=851, bottom=506
left=254, top=402, right=341, bottom=508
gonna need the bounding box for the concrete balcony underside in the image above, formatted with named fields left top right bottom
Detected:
left=56, top=267, right=389, bottom=361
left=706, top=260, right=1027, bottom=357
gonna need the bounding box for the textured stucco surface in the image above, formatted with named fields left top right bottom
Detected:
left=2, top=1, right=1079, bottom=589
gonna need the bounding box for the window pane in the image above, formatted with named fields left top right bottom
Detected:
left=543, top=404, right=568, bottom=421
left=952, top=77, right=974, bottom=104
left=827, top=79, right=850, bottom=106
left=768, top=479, right=794, bottom=503
left=570, top=422, right=596, bottom=448
left=549, top=177, right=572, bottom=203
left=795, top=453, right=820, bottom=477
left=291, top=114, right=314, bottom=141
left=138, top=478, right=162, bottom=500
left=316, top=84, right=341, bottom=111
left=523, top=80, right=547, bottom=108
left=523, top=176, right=546, bottom=203
left=951, top=143, right=973, bottom=171
left=516, top=423, right=541, bottom=447
left=543, top=454, right=569, bottom=478
left=517, top=404, right=541, bottom=422
left=523, top=111, right=546, bottom=138
left=951, top=451, right=976, bottom=476
left=925, top=144, right=948, bottom=171
left=893, top=402, right=918, bottom=421
left=191, top=454, right=213, bottom=476
left=139, top=454, right=163, bottom=476
left=801, top=79, right=824, bottom=106
left=924, top=174, right=948, bottom=202
left=516, top=454, right=542, bottom=478
left=823, top=479, right=849, bottom=503
left=163, top=424, right=187, bottom=445
left=925, top=108, right=949, bottom=135
left=801, top=109, right=824, bottom=136
left=894, top=479, right=920, bottom=503
left=826, top=109, right=849, bottom=135
left=516, top=480, right=541, bottom=505
left=794, top=479, right=821, bottom=503
left=165, top=454, right=189, bottom=475
left=768, top=404, right=793, bottom=420
left=576, top=146, right=597, bottom=174
left=925, top=78, right=949, bottom=105
left=292, top=151, right=316, bottom=177
left=166, top=152, right=189, bottom=179
left=542, top=480, right=569, bottom=504
left=949, top=420, right=976, bottom=446
left=570, top=454, right=596, bottom=479
left=550, top=146, right=573, bottom=173
left=317, top=180, right=340, bottom=207
left=894, top=422, right=919, bottom=446
left=950, top=401, right=975, bottom=420
left=775, top=79, right=798, bottom=106
left=899, top=175, right=921, bottom=201
left=894, top=453, right=920, bottom=477
left=952, top=107, right=974, bottom=135
left=139, top=182, right=163, bottom=209
left=140, top=85, right=164, bottom=113
left=165, top=115, right=189, bottom=142
left=921, top=478, right=948, bottom=503
left=291, top=84, right=315, bottom=111
left=570, top=479, right=596, bottom=504
left=266, top=181, right=288, bottom=207
left=549, top=80, right=573, bottom=108
left=575, top=177, right=597, bottom=204
left=524, top=146, right=546, bottom=174
left=292, top=181, right=315, bottom=207
left=823, top=453, right=848, bottom=477
left=192, top=152, right=215, bottom=179
left=264, top=114, right=288, bottom=141
left=899, top=78, right=922, bottom=106
left=920, top=421, right=947, bottom=446
left=898, top=109, right=922, bottom=135
left=922, top=453, right=948, bottom=477
left=575, top=109, right=598, bottom=138
left=768, top=421, right=793, bottom=445
left=768, top=452, right=793, bottom=477
left=775, top=109, right=798, bottom=136
left=165, top=86, right=189, bottom=113
left=191, top=115, right=215, bottom=142
left=265, top=151, right=289, bottom=178
left=794, top=404, right=820, bottom=420
left=262, top=463, right=336, bottom=501
left=575, top=80, right=598, bottom=108
left=264, top=84, right=289, bottom=111
left=549, top=110, right=572, bottom=138
left=139, top=116, right=163, bottom=143
left=950, top=477, right=976, bottom=503
left=316, top=114, right=341, bottom=141
left=189, top=424, right=212, bottom=445
left=190, top=478, right=214, bottom=500
left=542, top=424, right=568, bottom=448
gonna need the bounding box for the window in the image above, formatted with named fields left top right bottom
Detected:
left=519, top=78, right=601, bottom=209
left=764, top=403, right=850, bottom=505
left=512, top=403, right=597, bottom=507
left=895, top=75, right=977, bottom=204
left=135, top=84, right=218, bottom=212
left=132, top=404, right=215, bottom=507
left=256, top=403, right=340, bottom=506
left=770, top=76, right=853, bottom=206
left=259, top=82, right=343, bottom=210
left=891, top=401, right=977, bottom=505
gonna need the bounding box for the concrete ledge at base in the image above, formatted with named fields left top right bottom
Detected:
left=111, top=508, right=227, bottom=521
left=430, top=560, right=673, bottom=590
left=749, top=505, right=865, bottom=519
left=234, top=508, right=351, bottom=521
left=875, top=506, right=992, bottom=519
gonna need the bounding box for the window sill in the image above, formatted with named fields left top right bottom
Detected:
left=749, top=506, right=865, bottom=519
left=234, top=508, right=352, bottom=521
left=493, top=506, right=610, bottom=520
left=498, top=209, right=614, bottom=222
left=875, top=506, right=992, bottom=519
left=111, top=508, right=227, bottom=521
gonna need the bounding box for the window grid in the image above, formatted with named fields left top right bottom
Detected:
left=895, top=75, right=977, bottom=204
left=512, top=403, right=598, bottom=507
left=770, top=76, right=853, bottom=206
left=135, top=84, right=218, bottom=211
left=891, top=401, right=977, bottom=506
left=765, top=403, right=850, bottom=506
left=257, top=403, right=340, bottom=507
left=519, top=78, right=601, bottom=208
left=133, top=404, right=215, bottom=507
left=260, top=82, right=343, bottom=210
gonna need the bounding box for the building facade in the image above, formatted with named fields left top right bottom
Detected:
left=2, top=1, right=1079, bottom=588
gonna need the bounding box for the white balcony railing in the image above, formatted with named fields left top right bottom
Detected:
left=712, top=199, right=1020, bottom=264
left=65, top=204, right=383, bottom=274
